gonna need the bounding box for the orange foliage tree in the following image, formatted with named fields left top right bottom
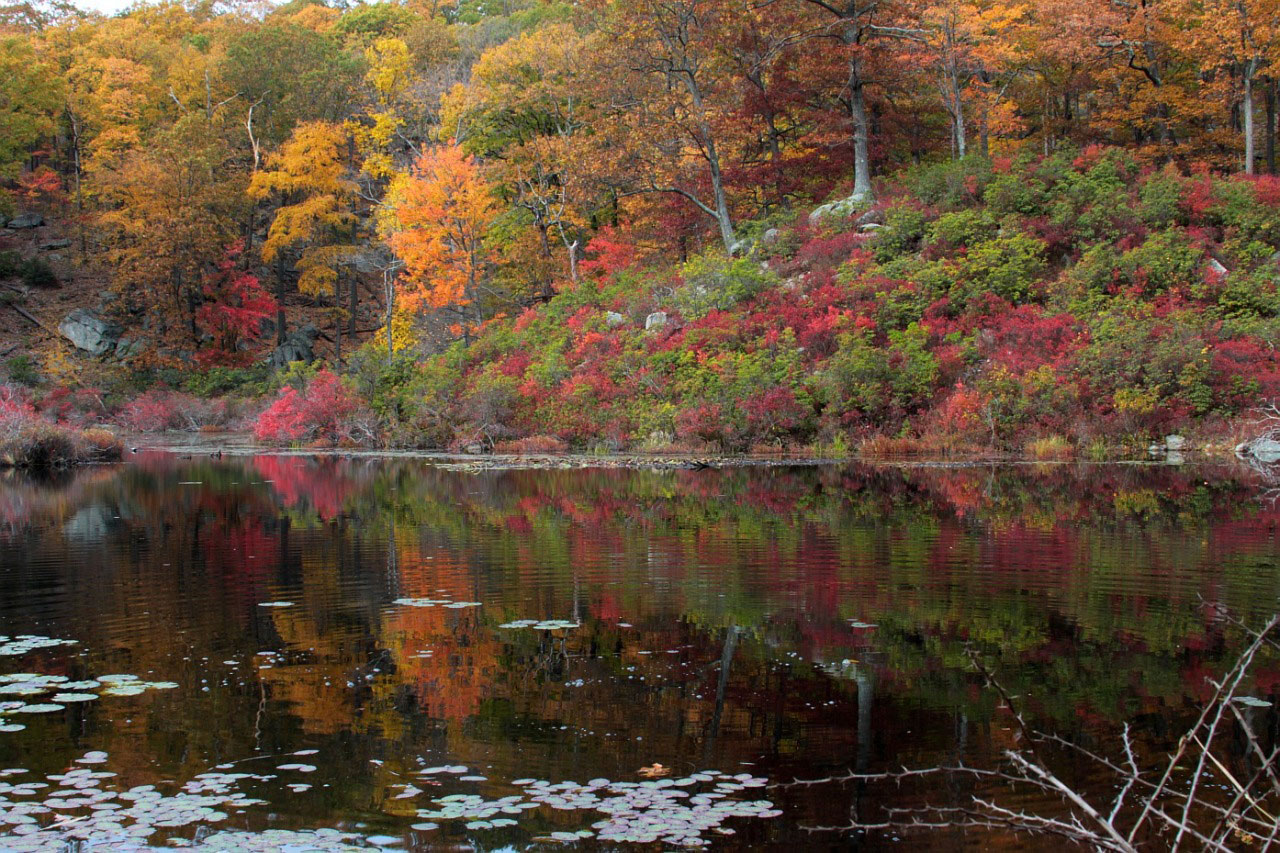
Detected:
left=386, top=141, right=498, bottom=340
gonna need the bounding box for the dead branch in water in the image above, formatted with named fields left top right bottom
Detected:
left=779, top=612, right=1280, bottom=851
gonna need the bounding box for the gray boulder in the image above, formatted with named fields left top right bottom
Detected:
left=6, top=213, right=43, bottom=229
left=644, top=311, right=668, bottom=331
left=58, top=309, right=122, bottom=356
left=605, top=311, right=626, bottom=328
left=1207, top=257, right=1229, bottom=277
left=38, top=239, right=71, bottom=251
left=269, top=324, right=319, bottom=369
left=1239, top=438, right=1280, bottom=464
left=114, top=337, right=147, bottom=360
left=1165, top=434, right=1187, bottom=451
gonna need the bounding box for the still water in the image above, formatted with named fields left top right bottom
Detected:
left=0, top=454, right=1278, bottom=850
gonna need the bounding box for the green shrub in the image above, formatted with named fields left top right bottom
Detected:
left=1120, top=230, right=1203, bottom=294
left=673, top=252, right=778, bottom=320
left=873, top=205, right=929, bottom=263
left=183, top=365, right=270, bottom=397
left=955, top=233, right=1047, bottom=305
left=4, top=356, right=38, bottom=387
left=1138, top=167, right=1185, bottom=228
left=0, top=251, right=20, bottom=279
left=19, top=258, right=56, bottom=288
left=819, top=323, right=938, bottom=422
left=927, top=208, right=998, bottom=250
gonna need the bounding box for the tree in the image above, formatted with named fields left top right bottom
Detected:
left=196, top=239, right=277, bottom=365
left=795, top=0, right=924, bottom=203
left=0, top=36, right=60, bottom=180
left=94, top=115, right=245, bottom=349
left=1181, top=0, right=1280, bottom=173
left=249, top=121, right=359, bottom=356
left=442, top=22, right=595, bottom=295
left=598, top=0, right=745, bottom=253
left=386, top=142, right=498, bottom=339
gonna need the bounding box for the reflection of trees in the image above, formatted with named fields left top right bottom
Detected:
left=2, top=456, right=1279, bottom=814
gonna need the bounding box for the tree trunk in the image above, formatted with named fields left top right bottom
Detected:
left=1244, top=65, right=1257, bottom=175
left=333, top=273, right=343, bottom=362
left=1266, top=77, right=1276, bottom=174
left=275, top=255, right=287, bottom=346
left=348, top=274, right=357, bottom=341
left=848, top=54, right=874, bottom=202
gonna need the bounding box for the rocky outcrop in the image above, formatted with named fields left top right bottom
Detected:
left=58, top=309, right=122, bottom=356
left=269, top=324, right=319, bottom=369
left=5, top=213, right=43, bottom=229
left=644, top=311, right=668, bottom=331
left=605, top=312, right=626, bottom=328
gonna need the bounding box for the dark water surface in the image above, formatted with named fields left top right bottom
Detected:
left=1, top=455, right=1278, bottom=850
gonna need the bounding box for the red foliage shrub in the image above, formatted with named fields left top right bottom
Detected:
left=580, top=227, right=639, bottom=279
left=196, top=241, right=276, bottom=366
left=254, top=370, right=366, bottom=444
left=117, top=390, right=181, bottom=433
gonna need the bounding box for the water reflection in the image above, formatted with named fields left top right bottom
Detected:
left=0, top=457, right=1277, bottom=848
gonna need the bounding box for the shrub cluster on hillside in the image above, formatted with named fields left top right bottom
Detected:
left=304, top=150, right=1280, bottom=453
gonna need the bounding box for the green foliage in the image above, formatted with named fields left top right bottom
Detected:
left=673, top=252, right=778, bottom=320
left=954, top=233, right=1047, bottom=305
left=183, top=365, right=271, bottom=398
left=904, top=156, right=992, bottom=209
left=18, top=258, right=56, bottom=289
left=927, top=208, right=998, bottom=249
left=1138, top=168, right=1185, bottom=228
left=819, top=324, right=938, bottom=420
left=5, top=355, right=38, bottom=387
left=1119, top=230, right=1203, bottom=294
left=0, top=250, right=19, bottom=278
left=873, top=204, right=929, bottom=263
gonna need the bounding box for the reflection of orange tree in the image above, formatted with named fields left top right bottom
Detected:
left=259, top=606, right=363, bottom=735
left=377, top=551, right=501, bottom=724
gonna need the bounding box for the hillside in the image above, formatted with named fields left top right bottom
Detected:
left=331, top=150, right=1280, bottom=455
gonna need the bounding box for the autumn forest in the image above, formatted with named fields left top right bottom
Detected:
left=5, top=0, right=1280, bottom=457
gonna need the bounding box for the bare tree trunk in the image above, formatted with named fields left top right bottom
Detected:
left=274, top=255, right=287, bottom=346
left=848, top=56, right=874, bottom=202
left=333, top=273, right=343, bottom=362
left=1266, top=76, right=1276, bottom=174
left=1244, top=62, right=1258, bottom=175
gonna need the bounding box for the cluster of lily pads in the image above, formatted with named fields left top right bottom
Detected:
left=411, top=771, right=777, bottom=847
left=0, top=754, right=271, bottom=851
left=0, top=636, right=78, bottom=657
left=0, top=672, right=178, bottom=733
left=391, top=598, right=481, bottom=609
left=498, top=619, right=580, bottom=631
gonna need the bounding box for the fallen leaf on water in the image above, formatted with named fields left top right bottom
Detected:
left=638, top=763, right=670, bottom=778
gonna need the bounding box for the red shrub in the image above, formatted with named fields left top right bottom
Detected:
left=117, top=390, right=181, bottom=433
left=254, top=370, right=365, bottom=444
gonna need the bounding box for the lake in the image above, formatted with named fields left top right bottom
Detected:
left=0, top=454, right=1278, bottom=850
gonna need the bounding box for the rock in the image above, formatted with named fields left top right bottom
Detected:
left=463, top=442, right=485, bottom=455
left=114, top=337, right=147, bottom=360
left=1165, top=434, right=1186, bottom=451
left=6, top=212, right=43, bottom=229
left=761, top=228, right=781, bottom=246
left=807, top=190, right=871, bottom=226
left=268, top=324, right=319, bottom=369
left=644, top=311, right=668, bottom=331
left=1207, top=257, right=1229, bottom=277
left=854, top=208, right=885, bottom=228
left=38, top=239, right=71, bottom=251
left=859, top=223, right=883, bottom=232
left=58, top=309, right=122, bottom=356
left=605, top=311, right=626, bottom=328
left=1239, top=438, right=1280, bottom=463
